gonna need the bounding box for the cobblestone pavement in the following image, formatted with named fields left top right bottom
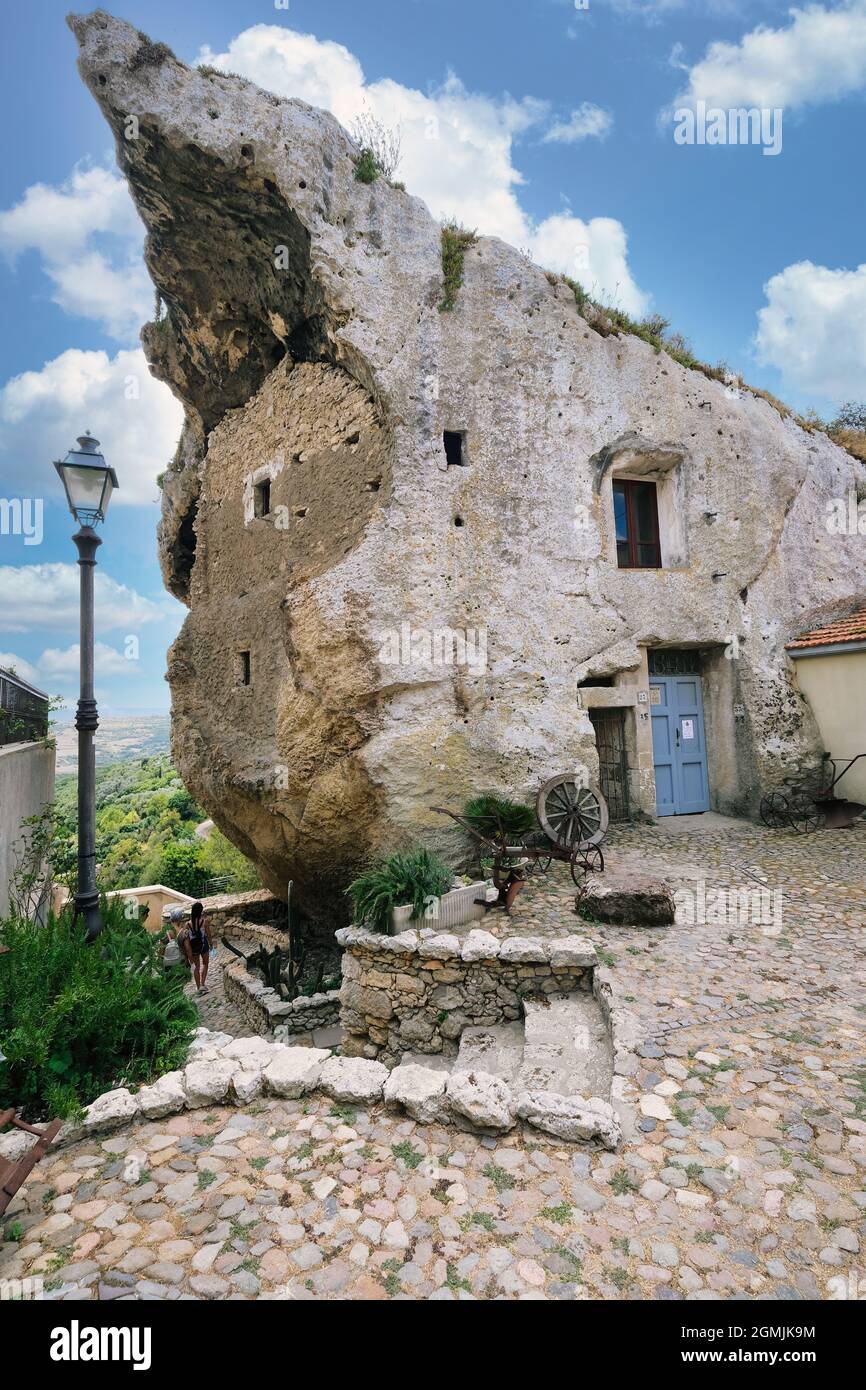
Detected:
left=2, top=820, right=864, bottom=1301
left=182, top=948, right=252, bottom=1038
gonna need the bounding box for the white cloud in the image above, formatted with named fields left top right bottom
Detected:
left=39, top=642, right=134, bottom=678
left=0, top=164, right=151, bottom=341
left=668, top=1, right=866, bottom=114
left=196, top=25, right=647, bottom=313
left=527, top=215, right=645, bottom=312
left=0, top=651, right=42, bottom=687
left=0, top=347, right=184, bottom=506
left=755, top=260, right=866, bottom=400
left=0, top=564, right=170, bottom=635
left=543, top=103, right=614, bottom=144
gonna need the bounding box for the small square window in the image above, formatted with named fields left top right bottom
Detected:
left=238, top=651, right=251, bottom=686
left=253, top=480, right=271, bottom=517
left=443, top=431, right=466, bottom=466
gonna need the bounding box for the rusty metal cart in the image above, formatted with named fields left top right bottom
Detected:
left=759, top=753, right=866, bottom=833
left=433, top=774, right=609, bottom=913
left=0, top=1111, right=62, bottom=1217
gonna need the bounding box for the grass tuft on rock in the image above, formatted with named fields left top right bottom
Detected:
left=353, top=148, right=380, bottom=184
left=130, top=35, right=176, bottom=71
left=439, top=221, right=477, bottom=312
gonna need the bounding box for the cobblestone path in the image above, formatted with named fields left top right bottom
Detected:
left=2, top=821, right=864, bottom=1301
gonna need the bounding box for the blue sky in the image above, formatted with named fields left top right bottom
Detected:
left=1, top=0, right=864, bottom=713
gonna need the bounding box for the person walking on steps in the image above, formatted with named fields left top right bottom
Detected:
left=183, top=901, right=213, bottom=994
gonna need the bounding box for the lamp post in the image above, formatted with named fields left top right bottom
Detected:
left=54, top=432, right=118, bottom=942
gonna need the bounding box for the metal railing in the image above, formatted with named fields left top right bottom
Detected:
left=0, top=668, right=49, bottom=747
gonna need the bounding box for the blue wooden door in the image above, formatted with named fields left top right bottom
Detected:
left=650, top=675, right=710, bottom=815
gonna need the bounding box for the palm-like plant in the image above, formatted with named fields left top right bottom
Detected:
left=461, top=794, right=536, bottom=843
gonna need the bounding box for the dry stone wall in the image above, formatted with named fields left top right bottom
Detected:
left=222, top=956, right=340, bottom=1035
left=336, top=925, right=597, bottom=1065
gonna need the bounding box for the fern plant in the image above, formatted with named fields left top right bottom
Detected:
left=346, top=847, right=453, bottom=933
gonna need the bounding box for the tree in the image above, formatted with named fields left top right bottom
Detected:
left=198, top=828, right=260, bottom=891
left=157, top=841, right=207, bottom=897
left=167, top=787, right=203, bottom=820
left=831, top=402, right=866, bottom=433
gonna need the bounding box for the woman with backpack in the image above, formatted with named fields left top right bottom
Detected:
left=183, top=901, right=213, bottom=994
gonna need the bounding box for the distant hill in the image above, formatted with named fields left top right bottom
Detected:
left=54, top=714, right=170, bottom=774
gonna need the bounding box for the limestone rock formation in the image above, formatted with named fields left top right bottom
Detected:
left=71, top=13, right=866, bottom=919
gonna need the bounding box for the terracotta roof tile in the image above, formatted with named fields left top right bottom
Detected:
left=786, top=606, right=866, bottom=651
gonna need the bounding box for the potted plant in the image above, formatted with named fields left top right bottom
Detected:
left=346, top=846, right=491, bottom=935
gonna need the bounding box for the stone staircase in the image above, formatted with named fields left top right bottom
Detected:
left=455, top=993, right=613, bottom=1099
left=400, top=991, right=618, bottom=1146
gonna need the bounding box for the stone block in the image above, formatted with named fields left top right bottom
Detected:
left=263, top=1047, right=330, bottom=1098
left=578, top=871, right=675, bottom=927
left=383, top=1063, right=449, bottom=1124
left=446, top=1070, right=517, bottom=1134
left=516, top=1091, right=621, bottom=1150
left=319, top=1056, right=388, bottom=1103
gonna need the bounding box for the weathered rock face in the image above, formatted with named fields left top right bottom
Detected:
left=71, top=13, right=866, bottom=918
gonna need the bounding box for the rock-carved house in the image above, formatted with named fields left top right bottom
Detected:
left=71, top=12, right=866, bottom=914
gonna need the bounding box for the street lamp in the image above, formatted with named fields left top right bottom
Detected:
left=54, top=432, right=119, bottom=942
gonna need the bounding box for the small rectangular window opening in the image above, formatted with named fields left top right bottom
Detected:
left=238, top=651, right=251, bottom=686
left=613, top=479, right=662, bottom=569
left=443, top=431, right=466, bottom=467
left=254, top=480, right=271, bottom=517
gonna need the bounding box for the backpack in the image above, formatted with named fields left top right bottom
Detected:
left=189, top=920, right=206, bottom=952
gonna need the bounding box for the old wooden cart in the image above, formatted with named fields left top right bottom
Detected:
left=433, top=774, right=609, bottom=913
left=759, top=753, right=866, bottom=833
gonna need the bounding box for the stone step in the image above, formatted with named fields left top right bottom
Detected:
left=399, top=1052, right=455, bottom=1074
left=518, top=993, right=612, bottom=1099
left=454, top=1022, right=525, bottom=1085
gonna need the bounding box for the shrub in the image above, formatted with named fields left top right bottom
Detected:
left=346, top=847, right=453, bottom=933
left=829, top=428, right=866, bottom=463
left=156, top=840, right=207, bottom=896
left=461, top=794, right=536, bottom=840
left=353, top=148, right=380, bottom=184
left=0, top=898, right=197, bottom=1120
left=350, top=112, right=402, bottom=182
left=439, top=221, right=477, bottom=311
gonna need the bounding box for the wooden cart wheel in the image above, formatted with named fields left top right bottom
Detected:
left=570, top=843, right=604, bottom=885
left=537, top=775, right=609, bottom=849
left=759, top=792, right=790, bottom=829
